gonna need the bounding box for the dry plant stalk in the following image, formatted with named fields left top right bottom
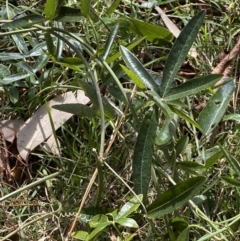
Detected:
left=212, top=36, right=240, bottom=87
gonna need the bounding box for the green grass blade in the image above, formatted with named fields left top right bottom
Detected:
left=132, top=110, right=158, bottom=201
left=219, top=145, right=240, bottom=177
left=120, top=46, right=158, bottom=92
left=106, top=0, right=121, bottom=15
left=161, top=10, right=205, bottom=97
left=147, top=176, right=206, bottom=218
left=164, top=74, right=222, bottom=101
left=102, top=24, right=119, bottom=61
left=198, top=79, right=235, bottom=135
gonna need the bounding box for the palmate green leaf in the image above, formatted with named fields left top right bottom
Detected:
left=147, top=176, right=206, bottom=218
left=198, top=79, right=235, bottom=135
left=221, top=176, right=240, bottom=187
left=102, top=24, right=119, bottom=61
left=44, top=0, right=58, bottom=20
left=2, top=15, right=45, bottom=29
left=219, top=145, right=240, bottom=177
left=160, top=10, right=205, bottom=97
left=132, top=110, right=158, bottom=201
left=120, top=46, right=158, bottom=92
left=81, top=0, right=91, bottom=18
left=115, top=194, right=143, bottom=220
left=52, top=104, right=96, bottom=118
left=128, top=18, right=173, bottom=44
left=164, top=74, right=222, bottom=101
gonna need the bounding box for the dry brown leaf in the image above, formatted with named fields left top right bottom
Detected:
left=43, top=134, right=61, bottom=157
left=2, top=119, right=24, bottom=142
left=17, top=90, right=90, bottom=160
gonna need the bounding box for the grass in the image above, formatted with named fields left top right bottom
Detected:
left=0, top=0, right=240, bottom=240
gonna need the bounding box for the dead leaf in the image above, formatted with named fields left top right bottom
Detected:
left=2, top=119, right=24, bottom=142
left=43, top=134, right=61, bottom=157
left=17, top=90, right=90, bottom=160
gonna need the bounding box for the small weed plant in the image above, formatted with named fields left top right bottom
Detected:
left=0, top=0, right=240, bottom=240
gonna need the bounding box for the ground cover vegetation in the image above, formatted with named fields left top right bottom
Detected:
left=0, top=0, right=240, bottom=240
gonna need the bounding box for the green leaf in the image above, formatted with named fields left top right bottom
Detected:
left=102, top=24, right=119, bottom=61
left=1, top=73, right=34, bottom=84
left=133, top=110, right=158, bottom=201
left=220, top=145, right=240, bottom=177
left=120, top=46, right=159, bottom=92
left=155, top=120, right=174, bottom=146
left=0, top=64, right=10, bottom=79
left=146, top=90, right=174, bottom=119
left=0, top=53, right=28, bottom=61
left=78, top=80, right=116, bottom=119
left=175, top=136, right=189, bottom=157
left=81, top=0, right=91, bottom=18
left=116, top=217, right=139, bottom=228
left=120, top=64, right=145, bottom=89
left=71, top=231, right=89, bottom=240
left=88, top=222, right=111, bottom=240
left=147, top=176, right=206, bottom=218
left=54, top=6, right=84, bottom=22
left=221, top=176, right=240, bottom=187
left=171, top=107, right=202, bottom=131
left=115, top=194, right=143, bottom=220
left=177, top=228, right=189, bottom=241
left=177, top=161, right=205, bottom=173
left=164, top=74, right=222, bottom=101
left=8, top=86, right=19, bottom=104
left=32, top=54, right=49, bottom=73
left=160, top=10, right=205, bottom=97
left=52, top=104, right=96, bottom=118
left=205, top=147, right=223, bottom=170
left=106, top=37, right=146, bottom=64
left=2, top=15, right=45, bottom=29
left=170, top=218, right=188, bottom=239
left=89, top=214, right=109, bottom=228
left=106, top=0, right=121, bottom=15
left=128, top=18, right=173, bottom=43
left=12, top=34, right=29, bottom=55
left=198, top=80, right=235, bottom=135
left=44, top=0, right=58, bottom=20
left=45, top=32, right=55, bottom=57
left=223, top=114, right=240, bottom=122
